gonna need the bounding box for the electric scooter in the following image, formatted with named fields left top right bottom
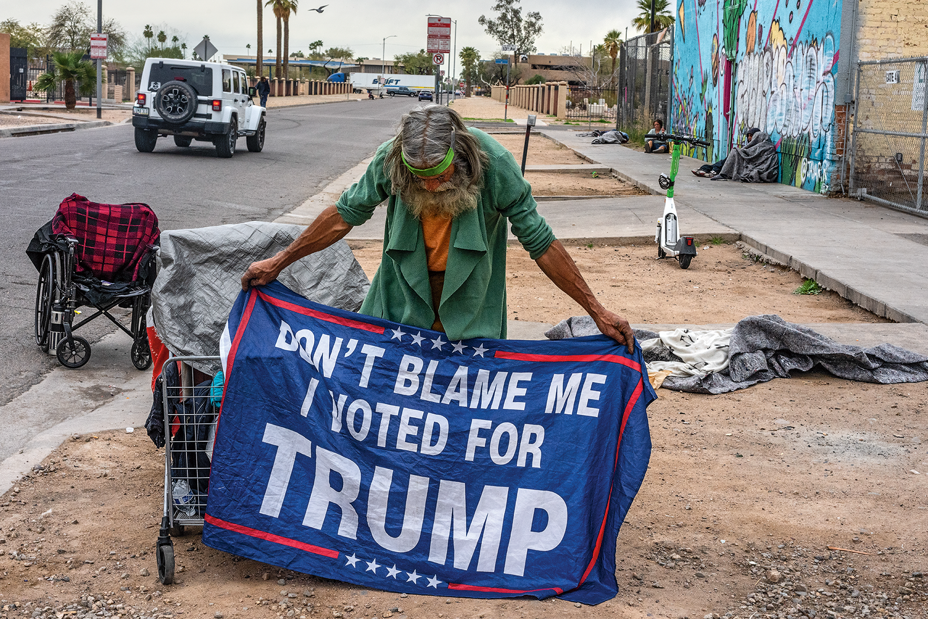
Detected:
left=652, top=133, right=711, bottom=269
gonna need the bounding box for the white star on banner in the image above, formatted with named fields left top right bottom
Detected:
left=365, top=558, right=381, bottom=574
left=431, top=335, right=446, bottom=351
left=410, top=332, right=425, bottom=346
left=386, top=564, right=400, bottom=579
left=345, top=553, right=360, bottom=568
left=451, top=340, right=467, bottom=354
left=472, top=343, right=488, bottom=357
left=390, top=327, right=406, bottom=341
left=405, top=569, right=421, bottom=584
left=427, top=574, right=442, bottom=588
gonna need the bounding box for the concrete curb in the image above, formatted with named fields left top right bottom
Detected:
left=0, top=120, right=113, bottom=138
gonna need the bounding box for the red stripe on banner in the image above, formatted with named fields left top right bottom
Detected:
left=492, top=351, right=641, bottom=372
left=205, top=514, right=339, bottom=559
left=576, top=378, right=644, bottom=587
left=225, top=289, right=258, bottom=380
left=257, top=290, right=385, bottom=334
left=447, top=583, right=565, bottom=595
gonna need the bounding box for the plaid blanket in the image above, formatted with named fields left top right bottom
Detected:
left=52, top=193, right=160, bottom=282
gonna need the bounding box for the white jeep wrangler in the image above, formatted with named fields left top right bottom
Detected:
left=132, top=57, right=266, bottom=158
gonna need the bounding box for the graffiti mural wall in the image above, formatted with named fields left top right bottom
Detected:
left=671, top=0, right=843, bottom=193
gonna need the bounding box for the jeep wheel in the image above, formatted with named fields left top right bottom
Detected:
left=155, top=81, right=198, bottom=124
left=134, top=128, right=158, bottom=153
left=173, top=136, right=193, bottom=148
left=215, top=121, right=237, bottom=158
left=246, top=118, right=265, bottom=152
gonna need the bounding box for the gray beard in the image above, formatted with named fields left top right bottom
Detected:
left=402, top=180, right=481, bottom=219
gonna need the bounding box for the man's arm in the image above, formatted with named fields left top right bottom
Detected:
left=534, top=240, right=635, bottom=353
left=240, top=205, right=352, bottom=290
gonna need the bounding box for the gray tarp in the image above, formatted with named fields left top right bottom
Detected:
left=151, top=222, right=370, bottom=375
left=546, top=314, right=928, bottom=394
left=717, top=132, right=779, bottom=183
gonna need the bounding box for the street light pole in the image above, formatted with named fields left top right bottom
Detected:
left=382, top=35, right=396, bottom=92
left=96, top=0, right=102, bottom=119
left=450, top=18, right=457, bottom=102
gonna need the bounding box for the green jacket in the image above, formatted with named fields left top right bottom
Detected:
left=336, top=128, right=556, bottom=340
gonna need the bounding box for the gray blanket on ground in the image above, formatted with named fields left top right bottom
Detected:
left=719, top=132, right=779, bottom=183
left=152, top=222, right=370, bottom=376
left=545, top=314, right=928, bottom=394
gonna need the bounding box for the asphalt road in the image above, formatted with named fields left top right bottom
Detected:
left=0, top=97, right=418, bottom=406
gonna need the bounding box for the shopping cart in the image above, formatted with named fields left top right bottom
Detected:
left=155, top=355, right=221, bottom=585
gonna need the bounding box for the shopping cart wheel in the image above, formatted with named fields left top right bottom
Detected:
left=170, top=522, right=186, bottom=537
left=56, top=336, right=91, bottom=369
left=131, top=337, right=152, bottom=371
left=157, top=542, right=175, bottom=585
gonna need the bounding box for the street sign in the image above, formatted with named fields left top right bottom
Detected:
left=501, top=44, right=516, bottom=52
left=440, top=70, right=445, bottom=76
left=427, top=16, right=451, bottom=54
left=495, top=58, right=509, bottom=64
left=193, top=38, right=219, bottom=62
left=90, top=33, right=107, bottom=60
left=432, top=53, right=444, bottom=65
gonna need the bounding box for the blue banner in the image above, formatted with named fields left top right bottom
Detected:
left=203, top=281, right=654, bottom=604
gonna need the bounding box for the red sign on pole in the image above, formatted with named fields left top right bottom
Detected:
left=90, top=33, right=107, bottom=60
left=427, top=16, right=451, bottom=54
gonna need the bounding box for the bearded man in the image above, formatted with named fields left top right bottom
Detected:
left=242, top=105, right=634, bottom=352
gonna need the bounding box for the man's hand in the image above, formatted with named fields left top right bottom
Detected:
left=241, top=257, right=282, bottom=291
left=591, top=308, right=635, bottom=355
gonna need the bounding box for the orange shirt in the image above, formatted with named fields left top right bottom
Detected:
left=421, top=213, right=453, bottom=331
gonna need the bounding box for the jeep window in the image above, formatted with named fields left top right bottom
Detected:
left=147, top=64, right=213, bottom=96
left=235, top=72, right=244, bottom=93
left=222, top=69, right=232, bottom=93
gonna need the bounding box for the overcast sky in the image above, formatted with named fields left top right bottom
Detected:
left=3, top=0, right=643, bottom=65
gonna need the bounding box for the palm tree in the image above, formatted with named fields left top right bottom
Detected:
left=603, top=30, right=622, bottom=85
left=157, top=30, right=167, bottom=51
left=171, top=35, right=179, bottom=49
left=632, top=0, right=675, bottom=33
left=181, top=42, right=187, bottom=58
left=143, top=25, right=154, bottom=51
left=281, top=0, right=298, bottom=80
left=266, top=0, right=286, bottom=79
left=459, top=46, right=480, bottom=97
left=33, top=51, right=96, bottom=110
left=257, top=0, right=264, bottom=77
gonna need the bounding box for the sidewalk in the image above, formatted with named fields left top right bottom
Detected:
left=539, top=129, right=928, bottom=325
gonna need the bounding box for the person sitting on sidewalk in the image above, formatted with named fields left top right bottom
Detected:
left=645, top=119, right=669, bottom=153
left=709, top=127, right=779, bottom=182
left=241, top=104, right=635, bottom=352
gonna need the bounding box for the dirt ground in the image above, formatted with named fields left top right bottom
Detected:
left=2, top=242, right=924, bottom=619
left=449, top=96, right=552, bottom=123
left=0, top=108, right=130, bottom=128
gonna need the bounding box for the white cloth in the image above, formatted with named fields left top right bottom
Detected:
left=641, top=328, right=733, bottom=377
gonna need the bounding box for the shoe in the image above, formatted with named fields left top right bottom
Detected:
left=710, top=175, right=727, bottom=181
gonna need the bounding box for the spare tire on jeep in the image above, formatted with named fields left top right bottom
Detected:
left=154, top=80, right=198, bottom=124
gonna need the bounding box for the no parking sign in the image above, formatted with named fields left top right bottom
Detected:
left=432, top=53, right=444, bottom=65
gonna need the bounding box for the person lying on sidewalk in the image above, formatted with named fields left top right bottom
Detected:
left=241, top=104, right=635, bottom=353
left=645, top=119, right=669, bottom=153
left=707, top=127, right=779, bottom=182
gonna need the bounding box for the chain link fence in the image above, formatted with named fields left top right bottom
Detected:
left=616, top=29, right=673, bottom=136
left=566, top=87, right=618, bottom=125
left=850, top=57, right=928, bottom=213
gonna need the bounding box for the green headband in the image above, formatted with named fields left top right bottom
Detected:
left=402, top=147, right=455, bottom=177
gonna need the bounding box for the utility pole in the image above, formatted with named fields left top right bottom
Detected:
left=96, top=0, right=102, bottom=119
left=650, top=0, right=656, bottom=34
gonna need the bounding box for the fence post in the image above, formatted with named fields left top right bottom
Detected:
left=849, top=62, right=862, bottom=197
left=556, top=82, right=568, bottom=119
left=918, top=60, right=928, bottom=211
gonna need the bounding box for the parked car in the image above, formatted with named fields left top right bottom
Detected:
left=418, top=90, right=433, bottom=102
left=132, top=57, right=266, bottom=158
left=389, top=87, right=417, bottom=97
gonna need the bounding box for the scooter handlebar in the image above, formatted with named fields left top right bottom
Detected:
left=655, top=133, right=712, bottom=148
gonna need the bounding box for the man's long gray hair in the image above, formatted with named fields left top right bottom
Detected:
left=385, top=105, right=489, bottom=218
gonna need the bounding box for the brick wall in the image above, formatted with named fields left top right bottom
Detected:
left=0, top=33, right=10, bottom=104
left=857, top=0, right=928, bottom=60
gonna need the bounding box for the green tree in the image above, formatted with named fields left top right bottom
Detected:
left=281, top=0, right=298, bottom=80
left=395, top=49, right=432, bottom=75
left=157, top=30, right=167, bottom=50
left=47, top=1, right=126, bottom=57
left=266, top=0, right=285, bottom=78
left=478, top=0, right=543, bottom=72
left=458, top=46, right=480, bottom=96
left=33, top=50, right=95, bottom=109
left=181, top=42, right=187, bottom=58
left=524, top=74, right=545, bottom=84
left=603, top=29, right=622, bottom=85
left=307, top=40, right=324, bottom=59
left=324, top=47, right=353, bottom=60
left=632, top=0, right=675, bottom=33
left=143, top=24, right=154, bottom=51
left=0, top=19, right=47, bottom=58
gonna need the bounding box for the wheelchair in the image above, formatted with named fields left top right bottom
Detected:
left=28, top=194, right=161, bottom=370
